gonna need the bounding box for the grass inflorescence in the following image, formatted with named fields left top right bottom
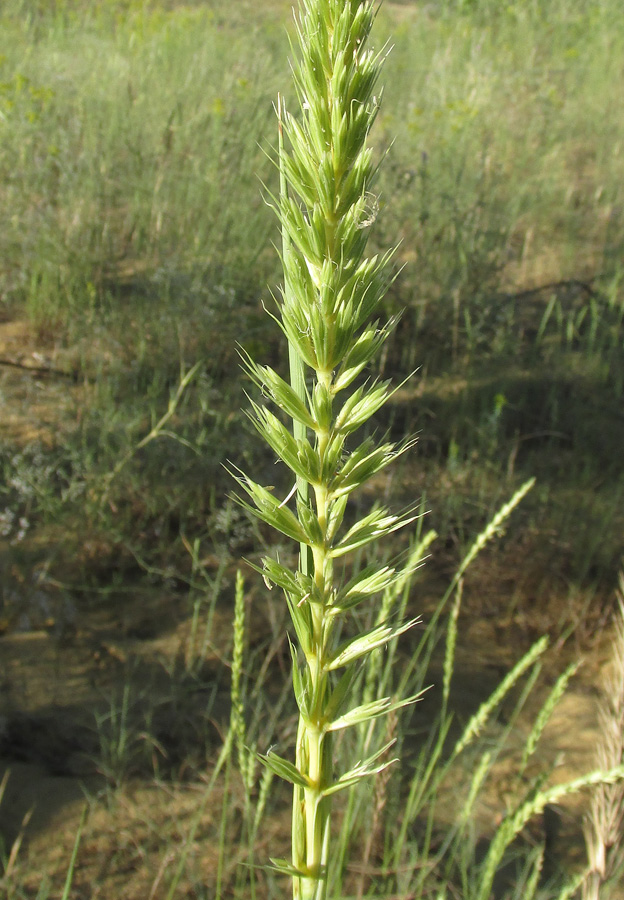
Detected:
left=235, top=1, right=421, bottom=895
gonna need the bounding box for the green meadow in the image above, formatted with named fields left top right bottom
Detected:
left=0, top=0, right=623, bottom=897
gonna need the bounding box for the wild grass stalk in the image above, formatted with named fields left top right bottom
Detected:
left=234, top=1, right=420, bottom=896
left=233, top=3, right=624, bottom=891
left=582, top=574, right=624, bottom=900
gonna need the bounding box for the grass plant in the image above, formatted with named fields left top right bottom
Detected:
left=234, top=2, right=421, bottom=896
left=0, top=0, right=623, bottom=897
left=316, top=513, right=624, bottom=900
left=234, top=0, right=624, bottom=897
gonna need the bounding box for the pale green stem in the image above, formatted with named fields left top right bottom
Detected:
left=294, top=376, right=338, bottom=898
left=281, top=86, right=328, bottom=895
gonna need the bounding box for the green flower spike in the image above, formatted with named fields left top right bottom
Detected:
left=235, top=2, right=419, bottom=897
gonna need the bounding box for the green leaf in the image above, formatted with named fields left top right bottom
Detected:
left=326, top=618, right=418, bottom=671
left=290, top=638, right=311, bottom=719
left=256, top=556, right=302, bottom=595
left=320, top=432, right=346, bottom=485
left=328, top=697, right=394, bottom=732
left=296, top=495, right=324, bottom=546
left=283, top=115, right=318, bottom=188
left=330, top=439, right=411, bottom=499
left=334, top=147, right=375, bottom=222
left=308, top=301, right=333, bottom=370
left=280, top=309, right=318, bottom=370
left=334, top=379, right=391, bottom=434
left=322, top=665, right=356, bottom=724
left=268, top=858, right=310, bottom=879
left=228, top=467, right=309, bottom=545
left=331, top=505, right=419, bottom=557
left=351, top=248, right=397, bottom=330
left=281, top=151, right=317, bottom=209
left=249, top=401, right=320, bottom=484
left=326, top=692, right=422, bottom=732
left=281, top=251, right=316, bottom=316
left=332, top=563, right=397, bottom=612
left=241, top=355, right=315, bottom=429
left=259, top=750, right=309, bottom=788
left=325, top=494, right=348, bottom=544
left=286, top=593, right=314, bottom=658
left=311, top=381, right=333, bottom=431
left=250, top=557, right=322, bottom=607
left=279, top=195, right=322, bottom=269
left=321, top=741, right=398, bottom=798
left=297, top=438, right=322, bottom=487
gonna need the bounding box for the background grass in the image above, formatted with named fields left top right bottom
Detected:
left=0, top=0, right=623, bottom=897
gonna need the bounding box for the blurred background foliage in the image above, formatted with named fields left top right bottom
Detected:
left=0, top=0, right=622, bottom=601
